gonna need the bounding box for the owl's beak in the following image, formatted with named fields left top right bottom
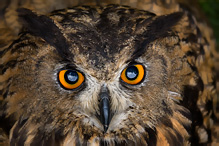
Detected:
left=99, top=85, right=111, bottom=132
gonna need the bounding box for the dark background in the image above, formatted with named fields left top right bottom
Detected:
left=198, top=0, right=219, bottom=52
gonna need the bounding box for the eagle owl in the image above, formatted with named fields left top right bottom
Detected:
left=0, top=0, right=218, bottom=145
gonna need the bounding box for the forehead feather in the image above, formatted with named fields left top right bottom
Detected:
left=51, top=5, right=155, bottom=70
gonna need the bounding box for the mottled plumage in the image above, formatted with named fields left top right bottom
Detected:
left=0, top=0, right=218, bottom=145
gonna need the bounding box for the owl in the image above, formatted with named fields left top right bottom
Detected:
left=0, top=0, right=218, bottom=145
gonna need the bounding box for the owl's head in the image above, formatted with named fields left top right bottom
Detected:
left=2, top=5, right=195, bottom=145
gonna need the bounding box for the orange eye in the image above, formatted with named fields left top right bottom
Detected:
left=58, top=70, right=84, bottom=89
left=120, top=64, right=145, bottom=85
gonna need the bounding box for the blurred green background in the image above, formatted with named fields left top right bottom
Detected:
left=198, top=0, right=219, bottom=52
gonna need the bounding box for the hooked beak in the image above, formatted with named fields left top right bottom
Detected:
left=99, top=85, right=111, bottom=132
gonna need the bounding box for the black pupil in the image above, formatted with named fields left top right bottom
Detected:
left=125, top=66, right=138, bottom=80
left=64, top=70, right=79, bottom=84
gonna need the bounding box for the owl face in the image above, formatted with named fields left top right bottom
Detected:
left=3, top=5, right=193, bottom=145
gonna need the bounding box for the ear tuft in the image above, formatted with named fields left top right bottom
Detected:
left=147, top=12, right=184, bottom=36
left=17, top=8, right=70, bottom=58
left=132, top=12, right=184, bottom=59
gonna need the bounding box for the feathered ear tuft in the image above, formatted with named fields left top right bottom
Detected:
left=132, top=12, right=184, bottom=59
left=17, top=8, right=70, bottom=58
left=146, top=12, right=184, bottom=37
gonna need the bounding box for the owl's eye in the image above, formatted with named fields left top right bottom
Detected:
left=58, top=70, right=84, bottom=89
left=120, top=64, right=145, bottom=85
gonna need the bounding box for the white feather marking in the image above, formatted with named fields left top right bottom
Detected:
left=168, top=91, right=182, bottom=102
left=79, top=75, right=100, bottom=114
left=108, top=112, right=128, bottom=131
left=82, top=116, right=103, bottom=130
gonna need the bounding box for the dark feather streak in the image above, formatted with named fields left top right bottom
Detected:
left=10, top=117, right=28, bottom=146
